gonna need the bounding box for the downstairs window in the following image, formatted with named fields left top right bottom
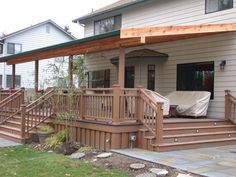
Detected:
left=87, top=69, right=110, bottom=88
left=177, top=61, right=214, bottom=99
left=6, top=75, right=21, bottom=88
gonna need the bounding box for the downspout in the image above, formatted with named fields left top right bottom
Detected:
left=0, top=41, right=6, bottom=88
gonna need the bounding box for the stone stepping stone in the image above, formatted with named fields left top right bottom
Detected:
left=96, top=152, right=113, bottom=158
left=69, top=152, right=85, bottom=159
left=149, top=168, right=168, bottom=176
left=177, top=174, right=193, bottom=177
left=130, top=163, right=145, bottom=170
left=136, top=173, right=156, bottom=177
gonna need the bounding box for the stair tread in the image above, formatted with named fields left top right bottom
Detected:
left=0, top=130, right=22, bottom=139
left=144, top=135, right=155, bottom=139
left=164, top=124, right=236, bottom=131
left=0, top=125, right=21, bottom=131
left=164, top=119, right=231, bottom=124
left=153, top=137, right=236, bottom=147
left=164, top=131, right=236, bottom=138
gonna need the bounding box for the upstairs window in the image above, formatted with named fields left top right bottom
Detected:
left=7, top=43, right=22, bottom=54
left=0, top=44, right=3, bottom=54
left=87, top=69, right=110, bottom=88
left=46, top=25, right=51, bottom=33
left=206, top=0, right=233, bottom=13
left=177, top=62, right=214, bottom=99
left=94, top=15, right=121, bottom=35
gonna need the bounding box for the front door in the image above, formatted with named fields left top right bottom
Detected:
left=125, top=66, right=135, bottom=88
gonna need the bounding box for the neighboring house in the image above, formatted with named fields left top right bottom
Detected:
left=72, top=0, right=236, bottom=119
left=0, top=19, right=76, bottom=89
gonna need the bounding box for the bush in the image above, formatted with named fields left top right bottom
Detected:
left=45, top=130, right=67, bottom=148
left=38, top=125, right=54, bottom=133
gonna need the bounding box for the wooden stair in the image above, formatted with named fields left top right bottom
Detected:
left=138, top=119, right=236, bottom=152
left=0, top=113, right=53, bottom=143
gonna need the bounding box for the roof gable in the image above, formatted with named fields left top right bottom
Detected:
left=0, top=19, right=76, bottom=40
left=73, top=0, right=148, bottom=23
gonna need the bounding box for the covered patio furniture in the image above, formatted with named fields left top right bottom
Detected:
left=144, top=89, right=170, bottom=116
left=166, top=91, right=211, bottom=117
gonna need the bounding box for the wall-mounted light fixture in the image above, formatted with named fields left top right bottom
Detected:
left=220, top=60, right=226, bottom=71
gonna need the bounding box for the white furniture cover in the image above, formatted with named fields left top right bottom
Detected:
left=165, top=91, right=211, bottom=117
left=144, top=89, right=170, bottom=116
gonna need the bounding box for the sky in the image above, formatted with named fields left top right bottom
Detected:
left=0, top=0, right=117, bottom=39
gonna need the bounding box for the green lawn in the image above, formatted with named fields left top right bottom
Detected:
left=0, top=146, right=128, bottom=177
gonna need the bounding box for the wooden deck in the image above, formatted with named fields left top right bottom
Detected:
left=0, top=88, right=236, bottom=152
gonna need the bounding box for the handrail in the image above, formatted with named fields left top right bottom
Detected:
left=0, top=89, right=23, bottom=107
left=225, top=90, right=236, bottom=124
left=139, top=88, right=164, bottom=145
left=0, top=89, right=25, bottom=124
left=22, top=89, right=55, bottom=138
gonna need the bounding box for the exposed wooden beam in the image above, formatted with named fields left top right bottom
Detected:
left=11, top=64, right=16, bottom=89
left=121, top=23, right=236, bottom=39
left=118, top=47, right=125, bottom=88
left=35, top=60, right=39, bottom=92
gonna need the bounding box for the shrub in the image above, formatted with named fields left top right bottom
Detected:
left=38, top=125, right=54, bottom=133
left=45, top=130, right=67, bottom=148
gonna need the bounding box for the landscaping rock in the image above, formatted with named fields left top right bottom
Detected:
left=96, top=152, right=113, bottom=158
left=136, top=173, right=156, bottom=177
left=91, top=158, right=97, bottom=162
left=69, top=152, right=85, bottom=159
left=150, top=168, right=168, bottom=176
left=54, top=143, right=78, bottom=155
left=177, top=174, right=193, bottom=177
left=130, top=163, right=145, bottom=170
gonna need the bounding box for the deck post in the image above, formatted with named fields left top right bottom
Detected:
left=156, top=103, right=164, bottom=145
left=35, top=60, right=39, bottom=93
left=137, top=85, right=144, bottom=122
left=11, top=64, right=16, bottom=89
left=113, top=84, right=121, bottom=124
left=20, top=103, right=27, bottom=143
left=118, top=46, right=125, bottom=88
left=225, top=90, right=231, bottom=120
left=80, top=86, right=85, bottom=119
left=68, top=55, right=73, bottom=88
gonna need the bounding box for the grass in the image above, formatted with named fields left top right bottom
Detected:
left=0, top=146, right=128, bottom=177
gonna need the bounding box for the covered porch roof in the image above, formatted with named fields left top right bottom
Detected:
left=1, top=23, right=236, bottom=65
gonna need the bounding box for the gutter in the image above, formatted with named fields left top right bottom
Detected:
left=73, top=0, right=149, bottom=24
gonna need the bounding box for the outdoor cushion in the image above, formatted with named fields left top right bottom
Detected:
left=165, top=91, right=211, bottom=117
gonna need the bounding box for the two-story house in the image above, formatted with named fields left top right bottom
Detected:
left=0, top=19, right=76, bottom=89
left=1, top=0, right=236, bottom=153
left=72, top=0, right=236, bottom=119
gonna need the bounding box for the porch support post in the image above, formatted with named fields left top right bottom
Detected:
left=68, top=55, right=73, bottom=88
left=118, top=47, right=125, bottom=88
left=156, top=103, right=163, bottom=145
left=225, top=90, right=231, bottom=120
left=112, top=84, right=121, bottom=124
left=35, top=60, right=39, bottom=93
left=11, top=64, right=16, bottom=89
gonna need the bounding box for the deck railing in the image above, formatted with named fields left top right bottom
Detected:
left=0, top=89, right=19, bottom=103
left=0, top=89, right=25, bottom=124
left=139, top=88, right=164, bottom=144
left=225, top=90, right=236, bottom=124
left=22, top=89, right=54, bottom=138
left=82, top=88, right=114, bottom=121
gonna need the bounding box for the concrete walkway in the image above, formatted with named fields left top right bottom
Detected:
left=112, top=145, right=236, bottom=177
left=0, top=138, right=20, bottom=148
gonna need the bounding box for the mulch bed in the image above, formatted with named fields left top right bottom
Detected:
left=30, top=143, right=202, bottom=177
